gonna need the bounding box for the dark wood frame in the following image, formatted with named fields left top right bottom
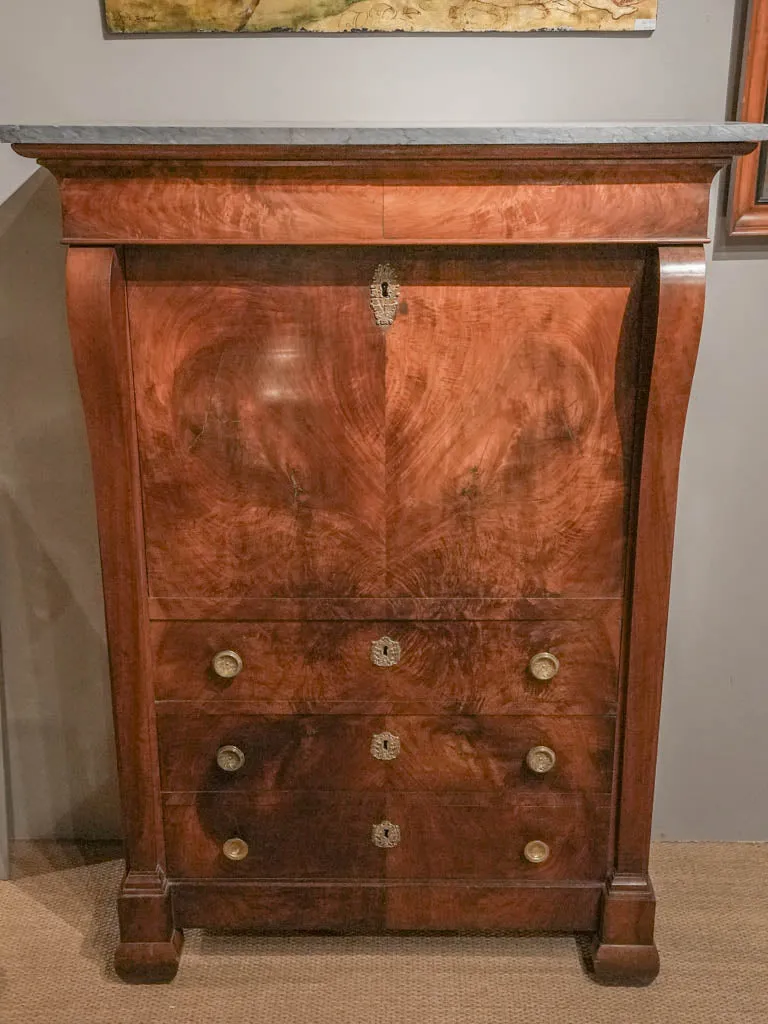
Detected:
left=731, top=0, right=768, bottom=234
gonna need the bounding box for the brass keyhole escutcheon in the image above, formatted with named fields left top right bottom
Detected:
left=370, top=263, right=400, bottom=328
left=371, top=636, right=402, bottom=667
left=372, top=820, right=401, bottom=848
left=528, top=651, right=560, bottom=682
left=212, top=649, right=243, bottom=680
left=371, top=731, right=401, bottom=761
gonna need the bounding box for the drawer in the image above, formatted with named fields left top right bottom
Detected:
left=151, top=615, right=620, bottom=713
left=156, top=711, right=615, bottom=795
left=163, top=792, right=610, bottom=881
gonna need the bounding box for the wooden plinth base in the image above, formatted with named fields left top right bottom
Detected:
left=115, top=869, right=182, bottom=982
left=590, top=872, right=660, bottom=985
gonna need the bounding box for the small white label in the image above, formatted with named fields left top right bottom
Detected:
left=633, top=18, right=656, bottom=30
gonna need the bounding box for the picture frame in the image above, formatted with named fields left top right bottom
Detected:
left=731, top=0, right=768, bottom=235
left=102, top=0, right=657, bottom=36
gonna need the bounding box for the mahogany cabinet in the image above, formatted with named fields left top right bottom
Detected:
left=7, top=125, right=760, bottom=985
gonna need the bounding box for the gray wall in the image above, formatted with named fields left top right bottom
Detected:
left=0, top=0, right=766, bottom=841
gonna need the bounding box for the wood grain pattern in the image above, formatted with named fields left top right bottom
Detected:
left=593, top=247, right=706, bottom=982
left=19, top=142, right=752, bottom=165
left=171, top=880, right=602, bottom=933
left=66, top=247, right=177, bottom=979
left=147, top=595, right=619, bottom=622
left=57, top=179, right=711, bottom=246
left=66, top=249, right=162, bottom=874
left=14, top=144, right=742, bottom=245
left=731, top=0, right=768, bottom=235
left=163, top=791, right=610, bottom=881
left=613, top=247, right=705, bottom=877
left=64, top=181, right=385, bottom=244
left=382, top=880, right=602, bottom=932
left=151, top=616, right=621, bottom=714
left=383, top=247, right=641, bottom=599
left=383, top=182, right=711, bottom=244
left=173, top=880, right=386, bottom=932
left=129, top=246, right=385, bottom=603
left=155, top=712, right=615, bottom=795
left=129, top=246, right=640, bottom=603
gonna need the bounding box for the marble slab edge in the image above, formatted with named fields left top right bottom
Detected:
left=2, top=124, right=768, bottom=146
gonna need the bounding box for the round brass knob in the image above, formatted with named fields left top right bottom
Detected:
left=222, top=837, right=249, bottom=861
left=372, top=820, right=401, bottom=848
left=523, top=840, right=551, bottom=864
left=212, top=650, right=243, bottom=679
left=525, top=745, right=557, bottom=774
left=528, top=651, right=560, bottom=682
left=216, top=745, right=246, bottom=772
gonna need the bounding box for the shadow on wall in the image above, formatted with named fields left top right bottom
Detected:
left=0, top=170, right=121, bottom=841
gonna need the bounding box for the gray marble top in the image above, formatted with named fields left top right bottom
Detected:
left=2, top=123, right=768, bottom=146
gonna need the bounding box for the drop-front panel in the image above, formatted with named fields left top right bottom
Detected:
left=129, top=246, right=637, bottom=604
left=17, top=134, right=746, bottom=985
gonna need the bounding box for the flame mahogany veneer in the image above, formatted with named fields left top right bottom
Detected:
left=14, top=137, right=755, bottom=985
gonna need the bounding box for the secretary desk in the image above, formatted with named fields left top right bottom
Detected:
left=5, top=122, right=763, bottom=984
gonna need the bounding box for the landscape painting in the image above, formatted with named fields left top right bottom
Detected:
left=104, top=0, right=657, bottom=34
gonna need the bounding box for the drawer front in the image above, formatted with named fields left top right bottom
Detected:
left=163, top=792, right=610, bottom=881
left=152, top=615, right=620, bottom=713
left=156, top=711, right=615, bottom=795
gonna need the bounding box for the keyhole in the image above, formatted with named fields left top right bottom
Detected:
left=381, top=281, right=389, bottom=298
left=383, top=827, right=390, bottom=839
left=382, top=738, right=389, bottom=751
left=382, top=644, right=389, bottom=657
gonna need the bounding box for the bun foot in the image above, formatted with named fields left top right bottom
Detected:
left=115, top=930, right=183, bottom=983
left=591, top=940, right=660, bottom=986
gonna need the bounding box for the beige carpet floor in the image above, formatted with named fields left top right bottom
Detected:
left=0, top=842, right=766, bottom=1024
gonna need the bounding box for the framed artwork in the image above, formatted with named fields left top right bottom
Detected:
left=732, top=0, right=768, bottom=235
left=103, top=0, right=657, bottom=34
